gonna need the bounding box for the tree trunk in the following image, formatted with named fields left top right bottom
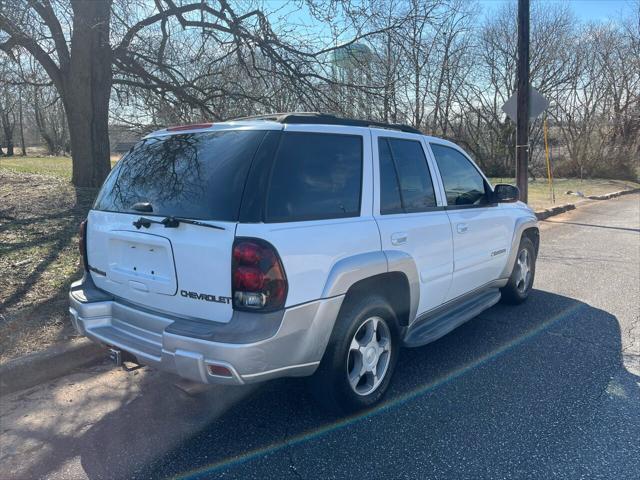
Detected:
left=3, top=134, right=13, bottom=156
left=0, top=100, right=13, bottom=156
left=18, top=91, right=26, bottom=156
left=33, top=88, right=55, bottom=155
left=62, top=0, right=113, bottom=187
left=1, top=116, right=13, bottom=156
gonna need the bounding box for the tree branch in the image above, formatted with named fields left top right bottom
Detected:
left=28, top=0, right=70, bottom=72
left=0, top=12, right=63, bottom=90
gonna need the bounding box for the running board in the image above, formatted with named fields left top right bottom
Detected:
left=403, top=288, right=501, bottom=348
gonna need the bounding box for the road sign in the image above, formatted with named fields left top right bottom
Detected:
left=502, top=87, right=549, bottom=122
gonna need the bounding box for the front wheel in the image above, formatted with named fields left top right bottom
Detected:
left=308, top=295, right=399, bottom=413
left=501, top=236, right=536, bottom=304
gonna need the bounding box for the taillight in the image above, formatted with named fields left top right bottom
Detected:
left=79, top=219, right=89, bottom=271
left=232, top=238, right=287, bottom=311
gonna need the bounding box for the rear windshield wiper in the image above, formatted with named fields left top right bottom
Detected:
left=161, top=216, right=225, bottom=230
left=133, top=216, right=225, bottom=231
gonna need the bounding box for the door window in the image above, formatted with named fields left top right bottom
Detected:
left=378, top=138, right=437, bottom=214
left=430, top=144, right=488, bottom=207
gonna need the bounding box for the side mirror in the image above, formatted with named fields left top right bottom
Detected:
left=493, top=184, right=520, bottom=203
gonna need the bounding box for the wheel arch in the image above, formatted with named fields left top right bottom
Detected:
left=522, top=226, right=540, bottom=255
left=500, top=216, right=539, bottom=279
left=322, top=250, right=419, bottom=327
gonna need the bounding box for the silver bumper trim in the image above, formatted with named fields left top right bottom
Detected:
left=69, top=287, right=343, bottom=385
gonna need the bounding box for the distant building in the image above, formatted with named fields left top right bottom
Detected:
left=109, top=125, right=141, bottom=153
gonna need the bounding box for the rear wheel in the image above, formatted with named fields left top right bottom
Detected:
left=309, top=295, right=399, bottom=413
left=501, top=236, right=536, bottom=304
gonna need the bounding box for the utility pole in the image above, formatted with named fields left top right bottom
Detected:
left=516, top=0, right=530, bottom=203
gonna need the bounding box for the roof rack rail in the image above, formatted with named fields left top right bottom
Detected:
left=231, top=112, right=422, bottom=135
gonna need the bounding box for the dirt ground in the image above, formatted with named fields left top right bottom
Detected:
left=0, top=171, right=97, bottom=363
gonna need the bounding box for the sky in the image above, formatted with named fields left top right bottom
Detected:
left=477, top=0, right=636, bottom=22
left=263, top=1, right=637, bottom=41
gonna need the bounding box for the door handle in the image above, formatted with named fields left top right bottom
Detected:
left=457, top=223, right=468, bottom=234
left=391, top=232, right=408, bottom=245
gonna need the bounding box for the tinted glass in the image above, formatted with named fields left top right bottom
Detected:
left=94, top=130, right=266, bottom=221
left=379, top=138, right=436, bottom=213
left=430, top=144, right=488, bottom=207
left=378, top=139, right=403, bottom=214
left=265, top=132, right=362, bottom=222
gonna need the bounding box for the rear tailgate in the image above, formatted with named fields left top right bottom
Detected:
left=85, top=128, right=274, bottom=323
left=87, top=210, right=236, bottom=322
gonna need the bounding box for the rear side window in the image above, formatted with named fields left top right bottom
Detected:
left=430, top=144, right=488, bottom=207
left=94, top=130, right=266, bottom=220
left=265, top=132, right=363, bottom=222
left=378, top=137, right=437, bottom=214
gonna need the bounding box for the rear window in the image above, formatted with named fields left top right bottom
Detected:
left=265, top=132, right=363, bottom=222
left=94, top=130, right=266, bottom=221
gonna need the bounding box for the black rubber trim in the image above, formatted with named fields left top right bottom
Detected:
left=88, top=265, right=106, bottom=276
left=165, top=309, right=284, bottom=344
left=233, top=112, right=421, bottom=135
left=238, top=130, right=281, bottom=223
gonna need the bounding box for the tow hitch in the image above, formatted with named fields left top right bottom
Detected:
left=108, top=347, right=144, bottom=372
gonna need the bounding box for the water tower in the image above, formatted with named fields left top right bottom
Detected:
left=330, top=43, right=373, bottom=118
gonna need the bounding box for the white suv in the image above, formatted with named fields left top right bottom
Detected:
left=69, top=113, right=538, bottom=411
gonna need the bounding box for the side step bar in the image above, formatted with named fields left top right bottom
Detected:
left=403, top=288, right=501, bottom=348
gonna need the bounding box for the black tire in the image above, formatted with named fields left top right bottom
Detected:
left=308, top=294, right=400, bottom=414
left=501, top=236, right=536, bottom=304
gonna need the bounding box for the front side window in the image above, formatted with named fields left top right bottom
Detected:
left=378, top=137, right=437, bottom=214
left=430, top=144, right=488, bottom=207
left=265, top=132, right=363, bottom=222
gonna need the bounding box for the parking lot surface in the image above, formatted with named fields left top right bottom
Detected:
left=1, top=194, right=638, bottom=479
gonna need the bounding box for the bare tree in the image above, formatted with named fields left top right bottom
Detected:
left=0, top=0, right=389, bottom=186
left=0, top=54, right=18, bottom=156
left=1, top=0, right=637, bottom=183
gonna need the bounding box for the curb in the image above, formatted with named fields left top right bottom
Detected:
left=535, top=203, right=576, bottom=220
left=535, top=187, right=638, bottom=220
left=586, top=187, right=639, bottom=201
left=0, top=338, right=105, bottom=397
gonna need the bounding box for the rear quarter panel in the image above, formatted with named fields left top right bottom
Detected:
left=236, top=125, right=380, bottom=307
left=236, top=217, right=382, bottom=307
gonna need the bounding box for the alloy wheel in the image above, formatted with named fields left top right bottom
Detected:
left=346, top=316, right=392, bottom=396
left=515, top=248, right=532, bottom=293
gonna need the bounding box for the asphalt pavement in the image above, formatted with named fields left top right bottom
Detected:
left=1, top=194, right=638, bottom=479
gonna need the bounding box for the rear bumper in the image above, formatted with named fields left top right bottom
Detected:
left=69, top=275, right=343, bottom=385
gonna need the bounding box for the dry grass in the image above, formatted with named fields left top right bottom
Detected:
left=0, top=171, right=97, bottom=363
left=490, top=177, right=640, bottom=211
left=0, top=156, right=120, bottom=180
